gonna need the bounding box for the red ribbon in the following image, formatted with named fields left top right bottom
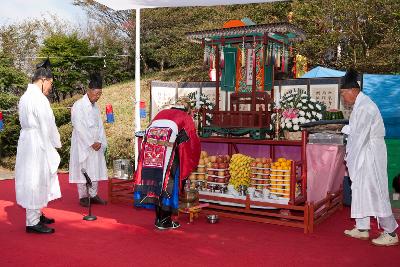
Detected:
left=105, top=104, right=113, bottom=114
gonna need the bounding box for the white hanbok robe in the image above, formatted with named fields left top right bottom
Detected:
left=15, top=84, right=62, bottom=210
left=69, top=94, right=107, bottom=183
left=342, top=92, right=392, bottom=218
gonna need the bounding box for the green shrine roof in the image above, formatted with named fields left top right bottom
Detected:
left=186, top=22, right=306, bottom=44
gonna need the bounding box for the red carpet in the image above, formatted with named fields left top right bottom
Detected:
left=0, top=174, right=398, bottom=267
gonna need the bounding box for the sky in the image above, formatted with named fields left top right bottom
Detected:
left=0, top=0, right=88, bottom=26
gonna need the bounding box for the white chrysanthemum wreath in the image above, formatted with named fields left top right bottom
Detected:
left=274, top=89, right=326, bottom=132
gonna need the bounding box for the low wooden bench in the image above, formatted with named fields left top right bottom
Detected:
left=179, top=203, right=209, bottom=223
left=108, top=177, right=134, bottom=204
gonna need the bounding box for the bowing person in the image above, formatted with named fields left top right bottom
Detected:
left=134, top=97, right=201, bottom=230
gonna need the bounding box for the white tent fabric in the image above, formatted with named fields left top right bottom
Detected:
left=95, top=0, right=284, bottom=10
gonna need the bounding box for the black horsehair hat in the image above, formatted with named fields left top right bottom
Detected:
left=36, top=57, right=51, bottom=69
left=341, top=68, right=360, bottom=89
left=88, top=72, right=103, bottom=89
left=32, top=57, right=52, bottom=81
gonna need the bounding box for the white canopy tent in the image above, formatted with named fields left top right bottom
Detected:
left=95, top=0, right=285, bottom=10
left=94, top=0, right=285, bottom=163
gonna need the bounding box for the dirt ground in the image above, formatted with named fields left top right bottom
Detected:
left=0, top=167, right=13, bottom=180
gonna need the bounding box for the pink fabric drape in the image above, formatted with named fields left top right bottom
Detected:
left=307, top=144, right=346, bottom=203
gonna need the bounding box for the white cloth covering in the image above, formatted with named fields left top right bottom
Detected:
left=26, top=209, right=41, bottom=226
left=343, top=92, right=394, bottom=219
left=95, top=0, right=280, bottom=10
left=356, top=215, right=398, bottom=233
left=69, top=94, right=107, bottom=184
left=15, top=84, right=62, bottom=210
left=77, top=182, right=98, bottom=198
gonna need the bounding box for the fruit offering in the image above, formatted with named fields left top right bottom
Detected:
left=229, top=153, right=254, bottom=190
left=250, top=157, right=272, bottom=190
left=269, top=157, right=292, bottom=198
left=189, top=150, right=209, bottom=188
left=205, top=154, right=230, bottom=185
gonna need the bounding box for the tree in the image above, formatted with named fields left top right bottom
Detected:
left=39, top=33, right=101, bottom=100
left=85, top=22, right=134, bottom=84
left=290, top=0, right=400, bottom=73
left=0, top=53, right=28, bottom=94
left=74, top=1, right=292, bottom=72
left=0, top=20, right=42, bottom=74
left=72, top=0, right=400, bottom=74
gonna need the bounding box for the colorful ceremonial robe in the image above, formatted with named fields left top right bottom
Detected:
left=134, top=108, right=200, bottom=212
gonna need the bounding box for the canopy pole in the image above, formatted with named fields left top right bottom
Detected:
left=134, top=8, right=141, bottom=168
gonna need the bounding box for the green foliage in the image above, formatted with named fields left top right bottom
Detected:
left=39, top=33, right=102, bottom=98
left=104, top=133, right=134, bottom=167
left=0, top=64, right=28, bottom=93
left=0, top=20, right=41, bottom=79
left=56, top=94, right=82, bottom=107
left=58, top=123, right=72, bottom=169
left=291, top=0, right=400, bottom=73
left=51, top=94, right=81, bottom=127
left=0, top=92, right=20, bottom=160
left=86, top=24, right=134, bottom=85
left=77, top=0, right=400, bottom=74
left=0, top=113, right=20, bottom=159
left=52, top=105, right=71, bottom=127
left=0, top=53, right=28, bottom=94
left=138, top=4, right=291, bottom=71
left=0, top=92, right=19, bottom=110
left=77, top=1, right=292, bottom=72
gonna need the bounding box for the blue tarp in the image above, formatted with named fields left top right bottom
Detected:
left=301, top=66, right=345, bottom=78
left=301, top=67, right=400, bottom=138
left=363, top=74, right=400, bottom=139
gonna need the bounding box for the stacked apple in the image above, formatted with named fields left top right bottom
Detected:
left=250, top=157, right=272, bottom=190
left=188, top=150, right=208, bottom=183
left=269, top=157, right=292, bottom=198
left=205, top=155, right=230, bottom=184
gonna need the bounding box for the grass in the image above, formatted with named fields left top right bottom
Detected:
left=96, top=65, right=207, bottom=164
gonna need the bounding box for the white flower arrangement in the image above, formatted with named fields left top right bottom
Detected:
left=187, top=92, right=215, bottom=126
left=275, top=89, right=326, bottom=132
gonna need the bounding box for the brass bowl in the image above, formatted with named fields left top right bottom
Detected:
left=207, top=214, right=219, bottom=224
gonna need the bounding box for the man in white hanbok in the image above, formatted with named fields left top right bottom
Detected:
left=15, top=59, right=61, bottom=234
left=341, top=69, right=398, bottom=246
left=69, top=73, right=108, bottom=207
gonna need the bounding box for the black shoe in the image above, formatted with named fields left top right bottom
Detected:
left=90, top=195, right=107, bottom=205
left=155, top=217, right=173, bottom=230
left=40, top=214, right=55, bottom=224
left=79, top=197, right=89, bottom=207
left=155, top=217, right=180, bottom=230
left=171, top=221, right=180, bottom=229
left=26, top=222, right=55, bottom=234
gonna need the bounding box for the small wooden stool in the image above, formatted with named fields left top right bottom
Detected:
left=108, top=177, right=134, bottom=204
left=179, top=203, right=209, bottom=223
